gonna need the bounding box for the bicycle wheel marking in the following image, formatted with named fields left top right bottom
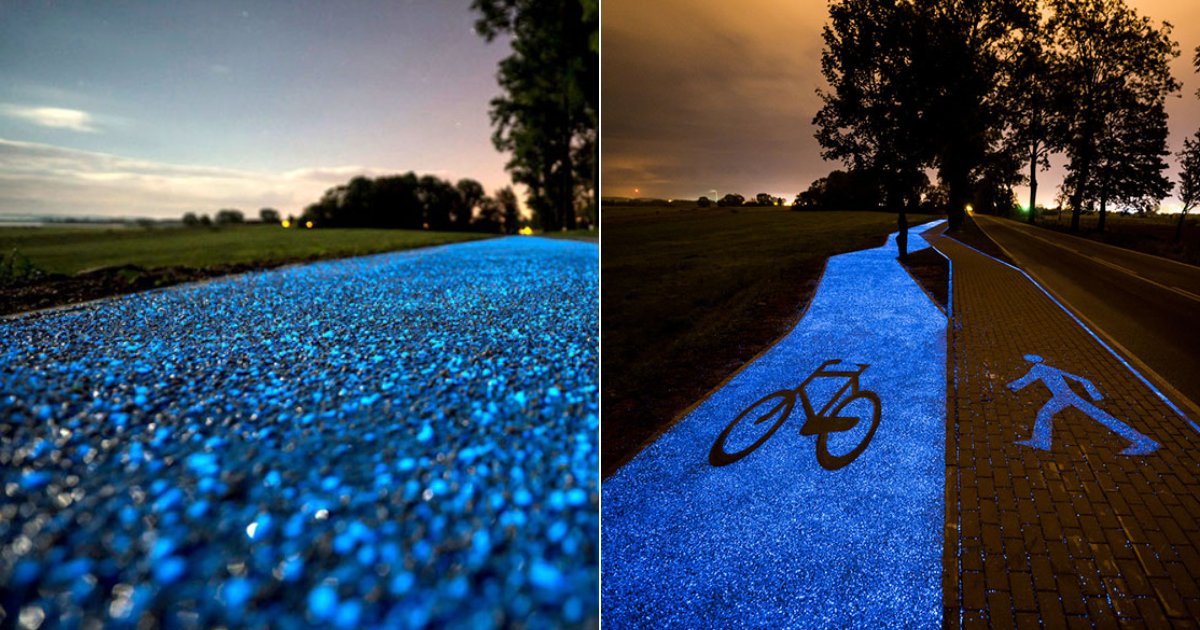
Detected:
left=710, top=359, right=882, bottom=470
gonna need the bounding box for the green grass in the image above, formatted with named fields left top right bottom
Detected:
left=601, top=205, right=937, bottom=476
left=0, top=224, right=494, bottom=275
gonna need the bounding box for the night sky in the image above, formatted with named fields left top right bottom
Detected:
left=0, top=1, right=514, bottom=219
left=602, top=0, right=1200, bottom=212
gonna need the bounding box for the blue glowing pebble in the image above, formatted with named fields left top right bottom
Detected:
left=307, top=584, right=338, bottom=621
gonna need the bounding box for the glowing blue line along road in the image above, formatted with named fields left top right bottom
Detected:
left=602, top=223, right=947, bottom=628
left=0, top=237, right=598, bottom=628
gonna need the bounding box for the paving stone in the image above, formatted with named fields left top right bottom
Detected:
left=931, top=230, right=1200, bottom=625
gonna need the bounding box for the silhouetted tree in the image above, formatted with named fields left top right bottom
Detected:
left=182, top=212, right=200, bottom=227
left=755, top=193, right=772, bottom=205
left=1049, top=0, right=1179, bottom=232
left=1177, top=131, right=1200, bottom=242
left=473, top=196, right=505, bottom=233
left=815, top=0, right=929, bottom=259
left=472, top=0, right=597, bottom=232
left=496, top=186, right=521, bottom=234
left=796, top=170, right=882, bottom=211
left=817, top=0, right=1032, bottom=254
left=199, top=214, right=212, bottom=227
left=418, top=175, right=457, bottom=231
left=456, top=179, right=486, bottom=230
left=259, top=208, right=280, bottom=224
left=215, top=209, right=244, bottom=225
left=1090, top=96, right=1173, bottom=230
left=1003, top=9, right=1071, bottom=224
left=697, top=196, right=711, bottom=208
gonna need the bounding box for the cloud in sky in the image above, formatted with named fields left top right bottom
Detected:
left=0, top=138, right=435, bottom=219
left=2, top=105, right=100, bottom=133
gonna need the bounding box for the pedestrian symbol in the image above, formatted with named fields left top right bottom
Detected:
left=1008, top=354, right=1158, bottom=455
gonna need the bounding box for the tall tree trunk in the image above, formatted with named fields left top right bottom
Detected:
left=1028, top=147, right=1039, bottom=225
left=1177, top=209, right=1189, bottom=242
left=1068, top=156, right=1090, bottom=233
left=1097, top=191, right=1107, bottom=233
left=888, top=183, right=908, bottom=261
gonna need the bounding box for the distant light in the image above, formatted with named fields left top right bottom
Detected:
left=518, top=226, right=534, bottom=236
left=634, top=188, right=640, bottom=194
left=965, top=204, right=974, bottom=214
left=281, top=219, right=291, bottom=228
left=305, top=221, right=313, bottom=229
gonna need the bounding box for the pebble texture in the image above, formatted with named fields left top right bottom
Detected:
left=0, top=237, right=598, bottom=628
left=602, top=223, right=947, bottom=628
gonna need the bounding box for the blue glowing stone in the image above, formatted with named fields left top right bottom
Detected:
left=529, top=559, right=564, bottom=592
left=153, top=557, right=185, bottom=584
left=307, top=584, right=338, bottom=621
left=222, top=577, right=254, bottom=609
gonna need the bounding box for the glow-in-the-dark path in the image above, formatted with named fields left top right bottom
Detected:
left=602, top=223, right=947, bottom=628
left=0, top=237, right=597, bottom=628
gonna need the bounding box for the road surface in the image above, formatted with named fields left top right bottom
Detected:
left=975, top=215, right=1200, bottom=415
left=0, top=237, right=598, bottom=628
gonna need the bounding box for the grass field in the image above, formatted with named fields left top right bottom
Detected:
left=0, top=224, right=494, bottom=275
left=601, top=205, right=937, bottom=476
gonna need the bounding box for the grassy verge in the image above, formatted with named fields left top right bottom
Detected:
left=602, top=205, right=937, bottom=476
left=0, top=225, right=494, bottom=315
left=1025, top=211, right=1200, bottom=266
left=537, top=228, right=598, bottom=242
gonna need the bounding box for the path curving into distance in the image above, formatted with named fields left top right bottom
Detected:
left=602, top=222, right=948, bottom=628
left=0, top=237, right=598, bottom=628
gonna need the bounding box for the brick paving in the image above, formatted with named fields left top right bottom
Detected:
left=930, top=230, right=1200, bottom=628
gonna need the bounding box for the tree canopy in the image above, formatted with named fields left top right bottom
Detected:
left=472, top=0, right=597, bottom=232
left=815, top=0, right=1180, bottom=234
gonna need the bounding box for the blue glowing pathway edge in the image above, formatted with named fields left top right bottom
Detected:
left=947, top=237, right=1200, bottom=435
left=603, top=220, right=948, bottom=628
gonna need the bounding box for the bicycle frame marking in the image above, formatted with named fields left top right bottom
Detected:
left=797, top=359, right=870, bottom=436
left=709, top=359, right=883, bottom=470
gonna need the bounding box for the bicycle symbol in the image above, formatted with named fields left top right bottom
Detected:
left=709, top=359, right=883, bottom=470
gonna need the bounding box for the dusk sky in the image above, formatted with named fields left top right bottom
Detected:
left=0, top=1, right=514, bottom=219
left=602, top=0, right=1200, bottom=212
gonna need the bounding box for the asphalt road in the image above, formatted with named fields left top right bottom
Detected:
left=975, top=215, right=1200, bottom=416
left=0, top=237, right=598, bottom=628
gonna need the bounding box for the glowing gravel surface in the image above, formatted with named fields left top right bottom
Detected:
left=602, top=223, right=946, bottom=628
left=0, top=237, right=598, bottom=628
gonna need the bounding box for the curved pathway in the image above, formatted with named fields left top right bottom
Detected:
left=603, top=223, right=948, bottom=627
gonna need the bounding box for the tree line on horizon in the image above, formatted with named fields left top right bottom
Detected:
left=810, top=0, right=1200, bottom=253
left=298, top=173, right=523, bottom=234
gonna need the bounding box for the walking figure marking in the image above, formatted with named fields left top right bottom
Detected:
left=1008, top=354, right=1158, bottom=456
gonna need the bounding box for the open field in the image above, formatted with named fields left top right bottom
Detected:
left=601, top=205, right=937, bottom=476
left=0, top=224, right=494, bottom=275
left=0, top=225, right=496, bottom=315
left=1028, top=210, right=1200, bottom=266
